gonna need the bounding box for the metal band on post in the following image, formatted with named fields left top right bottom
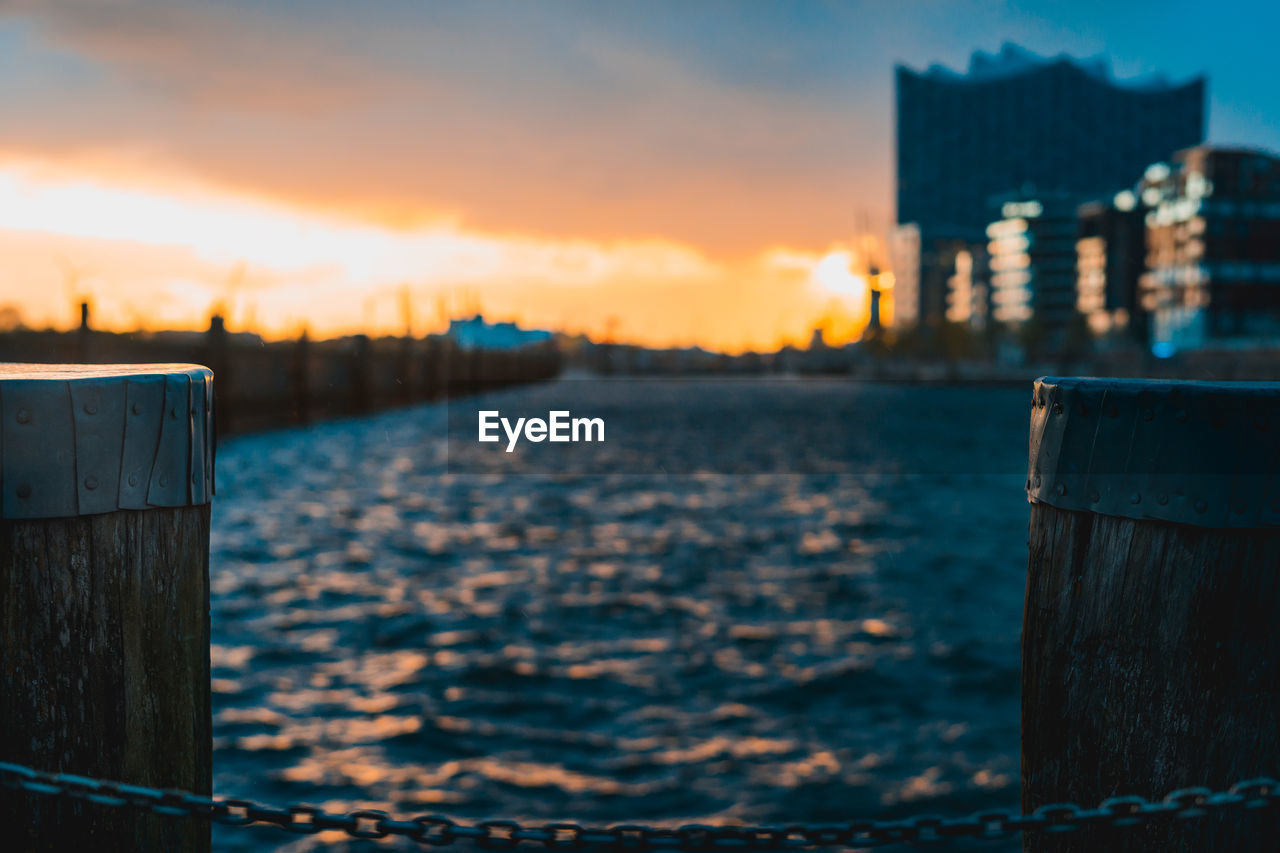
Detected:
left=0, top=364, right=213, bottom=518
left=0, top=363, right=214, bottom=853
left=1027, top=376, right=1280, bottom=528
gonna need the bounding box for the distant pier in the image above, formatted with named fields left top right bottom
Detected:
left=0, top=313, right=561, bottom=434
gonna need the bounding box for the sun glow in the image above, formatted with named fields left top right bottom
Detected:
left=810, top=251, right=869, bottom=301
left=804, top=251, right=875, bottom=346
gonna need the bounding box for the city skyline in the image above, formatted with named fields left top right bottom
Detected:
left=0, top=1, right=1278, bottom=350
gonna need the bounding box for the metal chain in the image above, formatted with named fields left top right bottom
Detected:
left=2, top=760, right=1279, bottom=849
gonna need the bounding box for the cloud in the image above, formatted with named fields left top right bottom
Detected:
left=0, top=0, right=892, bottom=254
left=1, top=0, right=405, bottom=112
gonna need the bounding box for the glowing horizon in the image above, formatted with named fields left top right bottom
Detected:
left=0, top=158, right=880, bottom=353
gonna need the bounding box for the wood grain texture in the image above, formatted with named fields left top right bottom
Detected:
left=0, top=506, right=211, bottom=852
left=1022, top=502, right=1280, bottom=851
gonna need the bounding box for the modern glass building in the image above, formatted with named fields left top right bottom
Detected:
left=986, top=194, right=1082, bottom=342
left=944, top=246, right=989, bottom=329
left=1140, top=146, right=1280, bottom=352
left=1076, top=193, right=1147, bottom=342
left=894, top=43, right=1205, bottom=327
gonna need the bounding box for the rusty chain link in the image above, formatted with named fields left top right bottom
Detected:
left=2, top=760, right=1279, bottom=848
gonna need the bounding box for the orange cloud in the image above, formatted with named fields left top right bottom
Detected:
left=0, top=1, right=892, bottom=255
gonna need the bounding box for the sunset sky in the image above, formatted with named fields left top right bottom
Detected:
left=1, top=0, right=1277, bottom=351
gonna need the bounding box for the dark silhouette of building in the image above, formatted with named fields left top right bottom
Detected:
left=894, top=43, right=1205, bottom=327
left=1141, top=146, right=1280, bottom=352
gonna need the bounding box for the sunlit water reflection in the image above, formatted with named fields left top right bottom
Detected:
left=210, top=379, right=1030, bottom=851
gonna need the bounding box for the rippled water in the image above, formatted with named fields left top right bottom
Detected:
left=209, top=379, right=1032, bottom=851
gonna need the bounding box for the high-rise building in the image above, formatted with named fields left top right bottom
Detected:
left=895, top=43, right=1205, bottom=326
left=986, top=194, right=1082, bottom=342
left=944, top=246, right=990, bottom=329
left=1076, top=192, right=1147, bottom=341
left=1140, top=146, right=1280, bottom=352
left=887, top=224, right=921, bottom=329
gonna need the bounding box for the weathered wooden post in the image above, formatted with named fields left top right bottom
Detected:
left=1022, top=376, right=1280, bottom=851
left=0, top=364, right=213, bottom=852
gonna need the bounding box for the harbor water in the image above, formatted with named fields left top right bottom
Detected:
left=210, top=378, right=1031, bottom=850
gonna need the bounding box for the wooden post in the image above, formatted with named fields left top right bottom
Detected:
left=204, top=315, right=230, bottom=435
left=1022, top=376, right=1280, bottom=851
left=293, top=329, right=311, bottom=424
left=421, top=337, right=439, bottom=400
left=469, top=349, right=485, bottom=395
left=75, top=302, right=91, bottom=363
left=436, top=339, right=455, bottom=399
left=445, top=341, right=467, bottom=398
left=0, top=364, right=214, bottom=853
left=350, top=334, right=371, bottom=414
left=398, top=335, right=415, bottom=405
